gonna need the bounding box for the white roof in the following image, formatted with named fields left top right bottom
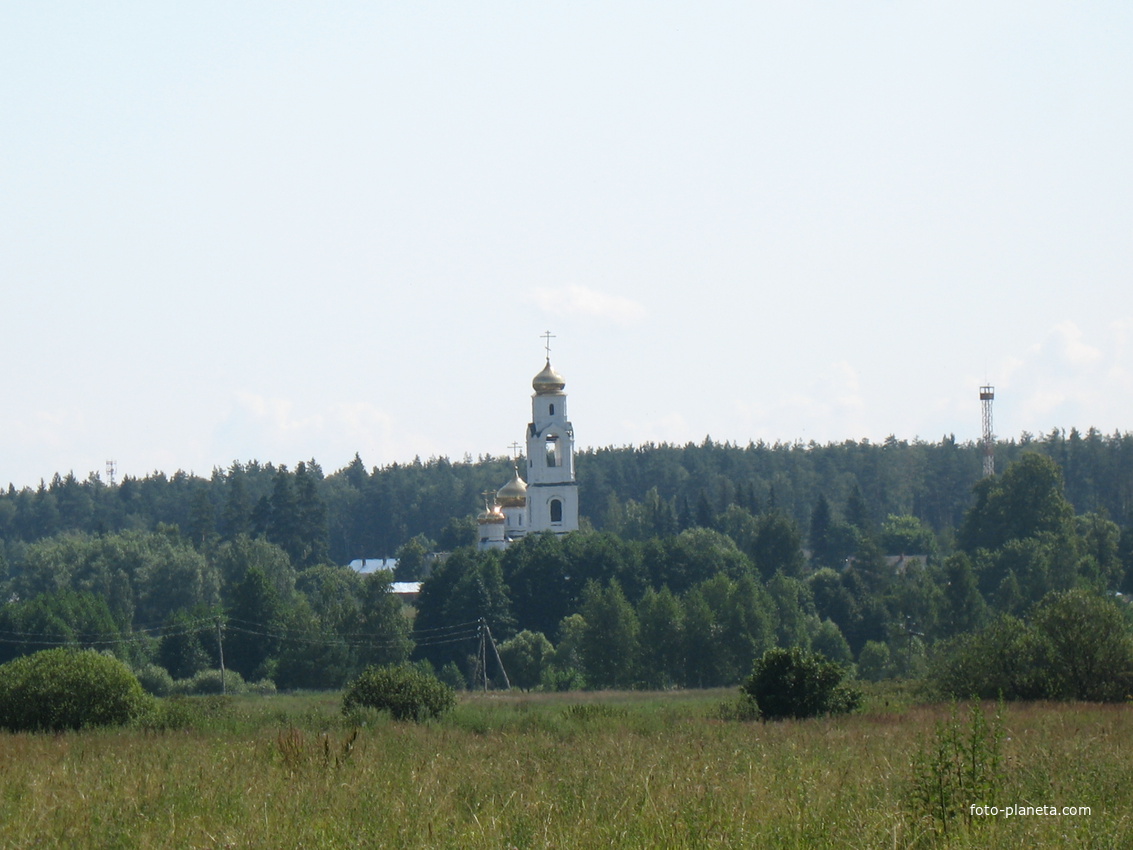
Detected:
left=348, top=557, right=398, bottom=574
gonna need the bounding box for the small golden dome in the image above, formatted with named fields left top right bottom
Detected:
left=497, top=470, right=528, bottom=507
left=478, top=504, right=505, bottom=524
left=532, top=359, right=565, bottom=394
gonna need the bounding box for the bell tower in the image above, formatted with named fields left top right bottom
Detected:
left=526, top=332, right=579, bottom=534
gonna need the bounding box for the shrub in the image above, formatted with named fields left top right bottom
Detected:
left=717, top=693, right=761, bottom=722
left=929, top=590, right=1133, bottom=702
left=741, top=647, right=860, bottom=721
left=172, top=669, right=248, bottom=696
left=1031, top=588, right=1133, bottom=701
left=0, top=649, right=153, bottom=732
left=437, top=661, right=466, bottom=691
left=857, top=641, right=893, bottom=682
left=248, top=678, right=278, bottom=696
left=134, top=662, right=175, bottom=697
left=498, top=630, right=555, bottom=691
left=540, top=666, right=586, bottom=692
left=926, top=614, right=1049, bottom=701
left=342, top=664, right=455, bottom=722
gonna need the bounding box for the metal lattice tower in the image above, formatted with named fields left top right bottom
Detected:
left=979, top=386, right=995, bottom=477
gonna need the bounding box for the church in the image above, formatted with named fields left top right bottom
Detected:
left=477, top=347, right=579, bottom=550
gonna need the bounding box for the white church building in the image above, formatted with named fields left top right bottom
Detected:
left=478, top=352, right=579, bottom=550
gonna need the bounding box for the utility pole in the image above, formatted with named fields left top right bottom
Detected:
left=216, top=617, right=227, bottom=696
left=477, top=619, right=489, bottom=692
left=475, top=618, right=511, bottom=692
left=485, top=623, right=511, bottom=691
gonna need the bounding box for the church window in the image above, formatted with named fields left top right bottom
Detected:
left=550, top=499, right=563, bottom=523
left=546, top=436, right=560, bottom=467
left=549, top=403, right=555, bottom=416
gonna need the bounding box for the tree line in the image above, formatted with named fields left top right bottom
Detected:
left=3, top=428, right=1133, bottom=565
left=2, top=430, right=1133, bottom=695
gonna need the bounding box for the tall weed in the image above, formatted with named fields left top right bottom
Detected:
left=906, top=700, right=1006, bottom=840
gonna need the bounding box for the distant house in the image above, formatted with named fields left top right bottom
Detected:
left=348, top=557, right=398, bottom=575
left=886, top=554, right=928, bottom=574
left=346, top=559, right=421, bottom=601
left=391, top=582, right=422, bottom=602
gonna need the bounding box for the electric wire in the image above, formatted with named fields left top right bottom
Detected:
left=0, top=613, right=490, bottom=652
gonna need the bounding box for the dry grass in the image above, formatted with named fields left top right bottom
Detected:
left=1, top=691, right=1130, bottom=848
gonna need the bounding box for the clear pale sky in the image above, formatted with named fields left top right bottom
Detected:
left=2, top=3, right=1131, bottom=490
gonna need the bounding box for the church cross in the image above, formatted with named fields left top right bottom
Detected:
left=541, top=330, right=556, bottom=360
left=508, top=441, right=523, bottom=461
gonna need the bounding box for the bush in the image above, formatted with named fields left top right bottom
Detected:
left=741, top=647, right=860, bottom=721
left=342, top=664, right=455, bottom=722
left=248, top=678, right=278, bottom=696
left=927, top=614, right=1048, bottom=701
left=134, top=663, right=175, bottom=697
left=0, top=649, right=153, bottom=732
left=172, top=669, right=248, bottom=696
left=437, top=661, right=466, bottom=691
left=928, top=591, right=1133, bottom=702
left=717, top=693, right=761, bottom=722
left=857, top=641, right=893, bottom=682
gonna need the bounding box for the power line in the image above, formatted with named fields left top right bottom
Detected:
left=0, top=615, right=494, bottom=653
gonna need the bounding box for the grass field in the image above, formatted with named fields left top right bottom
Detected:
left=1, top=687, right=1130, bottom=848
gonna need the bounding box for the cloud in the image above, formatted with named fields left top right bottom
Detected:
left=525, top=285, right=646, bottom=325
left=991, top=319, right=1133, bottom=434
left=1051, top=321, right=1102, bottom=366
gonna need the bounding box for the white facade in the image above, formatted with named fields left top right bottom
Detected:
left=477, top=505, right=508, bottom=550
left=525, top=360, right=579, bottom=534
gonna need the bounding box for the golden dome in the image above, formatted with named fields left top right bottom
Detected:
left=497, top=470, right=528, bottom=507
left=478, top=504, right=505, bottom=524
left=532, top=359, right=565, bottom=394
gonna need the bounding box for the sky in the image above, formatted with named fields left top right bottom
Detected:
left=2, top=2, right=1131, bottom=490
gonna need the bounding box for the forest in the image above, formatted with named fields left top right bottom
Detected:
left=1, top=427, right=1132, bottom=694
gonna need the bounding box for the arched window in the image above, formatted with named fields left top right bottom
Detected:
left=549, top=403, right=555, bottom=416
left=550, top=499, right=563, bottom=523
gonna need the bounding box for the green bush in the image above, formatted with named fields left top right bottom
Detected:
left=172, top=669, right=248, bottom=696
left=928, top=590, right=1133, bottom=702
left=927, top=615, right=1049, bottom=701
left=856, top=641, right=893, bottom=682
left=134, top=663, right=175, bottom=697
left=342, top=664, right=455, bottom=722
left=741, top=647, right=860, bottom=721
left=248, top=678, right=278, bottom=696
left=717, top=693, right=761, bottom=722
left=0, top=649, right=153, bottom=732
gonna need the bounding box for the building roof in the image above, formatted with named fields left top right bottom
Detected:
left=348, top=557, right=398, bottom=574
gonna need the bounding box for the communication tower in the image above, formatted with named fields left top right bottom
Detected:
left=979, top=386, right=995, bottom=477
left=106, top=459, right=117, bottom=486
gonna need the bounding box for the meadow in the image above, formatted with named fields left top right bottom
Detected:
left=1, top=687, right=1130, bottom=849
